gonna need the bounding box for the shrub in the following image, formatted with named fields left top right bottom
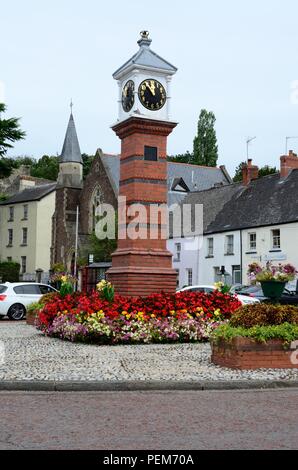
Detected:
left=230, top=303, right=298, bottom=328
left=39, top=292, right=59, bottom=306
left=212, top=322, right=298, bottom=345
left=0, top=261, right=20, bottom=282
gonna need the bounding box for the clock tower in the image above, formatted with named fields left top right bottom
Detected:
left=107, top=31, right=178, bottom=296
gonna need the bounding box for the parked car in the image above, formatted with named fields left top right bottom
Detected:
left=0, top=283, right=57, bottom=321
left=177, top=285, right=260, bottom=305
left=237, top=285, right=298, bottom=305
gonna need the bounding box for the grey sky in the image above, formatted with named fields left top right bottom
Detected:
left=1, top=0, right=298, bottom=175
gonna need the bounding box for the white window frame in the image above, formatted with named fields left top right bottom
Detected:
left=8, top=229, right=13, bottom=246
left=186, top=268, right=193, bottom=287
left=21, top=256, right=27, bottom=274
left=8, top=206, right=14, bottom=222
left=174, top=243, right=181, bottom=262
left=225, top=235, right=234, bottom=255
left=22, top=227, right=28, bottom=246
left=248, top=232, right=257, bottom=251
left=23, top=205, right=28, bottom=220
left=207, top=237, right=214, bottom=257
left=272, top=229, right=281, bottom=250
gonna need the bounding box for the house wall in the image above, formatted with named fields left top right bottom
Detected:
left=167, top=236, right=201, bottom=289
left=35, top=192, right=56, bottom=272
left=242, top=223, right=298, bottom=285
left=199, top=231, right=241, bottom=286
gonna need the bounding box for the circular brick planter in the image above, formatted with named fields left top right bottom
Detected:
left=26, top=310, right=38, bottom=326
left=211, top=337, right=298, bottom=370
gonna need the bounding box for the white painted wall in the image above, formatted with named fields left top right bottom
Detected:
left=242, top=223, right=298, bottom=284
left=167, top=237, right=201, bottom=289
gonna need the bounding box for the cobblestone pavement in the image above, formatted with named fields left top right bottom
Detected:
left=0, top=323, right=298, bottom=382
left=0, top=389, right=297, bottom=450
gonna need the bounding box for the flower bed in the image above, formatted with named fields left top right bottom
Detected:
left=36, top=290, right=241, bottom=345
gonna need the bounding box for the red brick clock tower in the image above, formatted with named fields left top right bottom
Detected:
left=107, top=31, right=178, bottom=296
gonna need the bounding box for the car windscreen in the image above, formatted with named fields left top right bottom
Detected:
left=0, top=285, right=7, bottom=294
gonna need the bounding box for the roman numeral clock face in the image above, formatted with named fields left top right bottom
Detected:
left=138, top=79, right=167, bottom=111
left=122, top=80, right=135, bottom=112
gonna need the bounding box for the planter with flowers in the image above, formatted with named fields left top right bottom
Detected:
left=248, top=262, right=297, bottom=301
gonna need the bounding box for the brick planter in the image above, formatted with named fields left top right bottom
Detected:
left=211, top=337, right=298, bottom=370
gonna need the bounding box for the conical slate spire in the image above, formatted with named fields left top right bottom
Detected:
left=60, top=113, right=83, bottom=164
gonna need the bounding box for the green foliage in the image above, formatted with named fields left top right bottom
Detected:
left=0, top=261, right=20, bottom=282
left=30, top=155, right=59, bottom=180
left=39, top=292, right=58, bottom=305
left=82, top=153, right=94, bottom=179
left=233, top=162, right=277, bottom=182
left=60, top=282, right=74, bottom=297
left=230, top=304, right=298, bottom=328
left=97, top=280, right=115, bottom=303
left=51, top=263, right=66, bottom=273
left=212, top=322, right=298, bottom=345
left=0, top=193, right=8, bottom=201
left=0, top=103, right=26, bottom=157
left=167, top=151, right=193, bottom=163
left=27, top=302, right=44, bottom=313
left=192, top=109, right=218, bottom=167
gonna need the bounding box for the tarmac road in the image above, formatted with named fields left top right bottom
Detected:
left=0, top=389, right=297, bottom=450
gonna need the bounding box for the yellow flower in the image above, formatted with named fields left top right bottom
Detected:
left=151, top=314, right=156, bottom=318
left=61, top=276, right=68, bottom=283
left=170, top=310, right=175, bottom=315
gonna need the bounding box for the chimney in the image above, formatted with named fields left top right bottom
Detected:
left=242, top=159, right=259, bottom=185
left=280, top=150, right=298, bottom=178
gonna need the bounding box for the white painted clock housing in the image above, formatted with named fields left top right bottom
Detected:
left=113, top=32, right=178, bottom=124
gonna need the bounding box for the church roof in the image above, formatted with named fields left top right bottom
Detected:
left=113, top=32, right=177, bottom=80
left=60, top=113, right=83, bottom=164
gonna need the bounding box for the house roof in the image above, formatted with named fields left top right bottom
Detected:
left=0, top=183, right=57, bottom=205
left=60, top=113, right=83, bottom=164
left=96, top=152, right=231, bottom=206
left=113, top=33, right=177, bottom=79
left=206, top=170, right=298, bottom=234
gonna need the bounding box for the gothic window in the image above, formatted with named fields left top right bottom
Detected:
left=90, top=186, right=103, bottom=232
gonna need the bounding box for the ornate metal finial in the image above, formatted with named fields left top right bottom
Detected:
left=70, top=99, right=73, bottom=114
left=138, top=30, right=152, bottom=47
left=140, top=30, right=149, bottom=39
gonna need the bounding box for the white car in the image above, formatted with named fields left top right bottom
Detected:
left=0, top=282, right=57, bottom=321
left=177, top=285, right=260, bottom=305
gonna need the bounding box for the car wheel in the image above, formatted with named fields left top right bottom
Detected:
left=7, top=304, right=26, bottom=321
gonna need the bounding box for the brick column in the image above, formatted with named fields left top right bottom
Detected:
left=107, top=116, right=178, bottom=296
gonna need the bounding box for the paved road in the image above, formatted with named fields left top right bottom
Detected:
left=0, top=389, right=297, bottom=450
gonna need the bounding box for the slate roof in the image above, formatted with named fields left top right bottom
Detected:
left=60, top=113, right=83, bottom=164
left=0, top=183, right=57, bottom=205
left=97, top=153, right=231, bottom=206
left=206, top=170, right=298, bottom=234
left=113, top=34, right=177, bottom=79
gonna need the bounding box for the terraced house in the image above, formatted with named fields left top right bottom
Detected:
left=169, top=153, right=298, bottom=288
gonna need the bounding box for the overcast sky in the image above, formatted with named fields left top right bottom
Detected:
left=1, top=0, right=298, bottom=175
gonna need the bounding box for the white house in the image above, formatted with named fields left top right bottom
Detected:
left=169, top=152, right=298, bottom=289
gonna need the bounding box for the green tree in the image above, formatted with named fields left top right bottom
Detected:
left=193, top=109, right=218, bottom=166
left=31, top=155, right=59, bottom=181
left=0, top=103, right=26, bottom=157
left=82, top=153, right=94, bottom=179
left=233, top=162, right=277, bottom=182
left=167, top=151, right=193, bottom=163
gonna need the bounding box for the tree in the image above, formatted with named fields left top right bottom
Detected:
left=82, top=153, right=94, bottom=179
left=0, top=103, right=26, bottom=157
left=193, top=109, right=218, bottom=167
left=233, top=162, right=277, bottom=182
left=31, top=155, right=59, bottom=181
left=167, top=151, right=193, bottom=163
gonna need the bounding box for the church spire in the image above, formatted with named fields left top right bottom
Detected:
left=60, top=110, right=83, bottom=164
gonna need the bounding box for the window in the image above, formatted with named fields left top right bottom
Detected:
left=23, top=205, right=28, bottom=220
left=38, top=285, right=56, bottom=295
left=8, top=229, right=13, bottom=246
left=144, top=146, right=158, bottom=161
left=8, top=206, right=14, bottom=222
left=22, top=228, right=28, bottom=246
left=272, top=229, right=281, bottom=249
left=14, top=284, right=40, bottom=295
left=225, top=235, right=234, bottom=255
left=21, top=256, right=27, bottom=274
left=232, top=265, right=241, bottom=284
left=174, top=243, right=181, bottom=262
left=186, top=268, right=193, bottom=286
left=207, top=238, right=214, bottom=257
left=248, top=233, right=256, bottom=251
left=7, top=257, right=12, bottom=262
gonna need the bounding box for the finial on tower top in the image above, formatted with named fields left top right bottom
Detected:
left=70, top=99, right=73, bottom=114
left=138, top=30, right=152, bottom=47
